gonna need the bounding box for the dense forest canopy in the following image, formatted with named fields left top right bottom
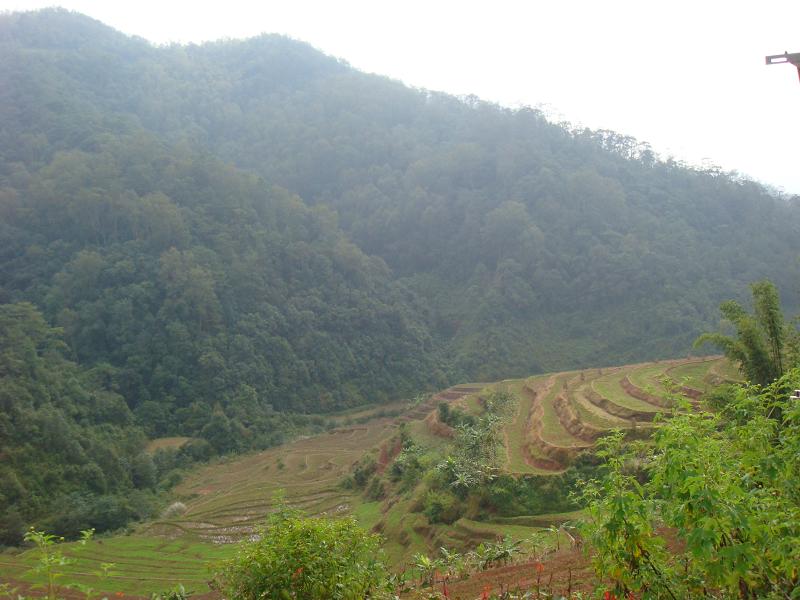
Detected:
left=2, top=9, right=800, bottom=534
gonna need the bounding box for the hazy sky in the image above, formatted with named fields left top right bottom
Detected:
left=3, top=0, right=800, bottom=193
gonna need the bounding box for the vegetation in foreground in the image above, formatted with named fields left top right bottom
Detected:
left=213, top=501, right=392, bottom=600
left=581, top=372, right=800, bottom=598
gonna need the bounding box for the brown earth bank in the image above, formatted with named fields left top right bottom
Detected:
left=522, top=380, right=591, bottom=469
left=584, top=387, right=655, bottom=422
left=620, top=375, right=673, bottom=409
left=553, top=392, right=606, bottom=443
left=402, top=547, right=595, bottom=599
left=520, top=378, right=565, bottom=471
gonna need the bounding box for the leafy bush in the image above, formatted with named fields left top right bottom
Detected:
left=423, top=489, right=463, bottom=524
left=214, top=507, right=393, bottom=599
left=49, top=493, right=137, bottom=537
left=365, top=476, right=386, bottom=501
left=0, top=508, right=25, bottom=546
left=352, top=455, right=377, bottom=488
left=580, top=371, right=800, bottom=599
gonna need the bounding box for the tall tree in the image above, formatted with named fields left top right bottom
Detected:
left=695, top=279, right=788, bottom=385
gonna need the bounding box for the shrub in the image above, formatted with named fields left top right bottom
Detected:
left=365, top=476, right=386, bottom=501
left=158, top=469, right=184, bottom=490
left=423, top=489, right=462, bottom=524
left=0, top=508, right=25, bottom=546
left=352, top=454, right=377, bottom=488
left=580, top=371, right=800, bottom=599
left=214, top=507, right=393, bottom=599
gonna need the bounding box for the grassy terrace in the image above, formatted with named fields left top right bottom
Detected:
left=145, top=436, right=191, bottom=453
left=452, top=518, right=550, bottom=544
left=406, top=416, right=450, bottom=449
left=0, top=536, right=234, bottom=595
left=591, top=371, right=664, bottom=413
left=149, top=419, right=399, bottom=543
left=709, top=358, right=743, bottom=382
left=538, top=374, right=588, bottom=448
left=627, top=363, right=673, bottom=396
left=667, top=358, right=719, bottom=390
left=569, top=385, right=630, bottom=429
left=488, top=509, right=586, bottom=528
left=502, top=377, right=554, bottom=475
left=327, top=398, right=412, bottom=424
left=454, top=384, right=488, bottom=416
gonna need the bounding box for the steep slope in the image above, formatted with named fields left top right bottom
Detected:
left=0, top=129, right=445, bottom=419
left=0, top=303, right=153, bottom=543
left=2, top=8, right=799, bottom=393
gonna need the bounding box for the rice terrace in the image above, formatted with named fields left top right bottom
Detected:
left=0, top=356, right=738, bottom=597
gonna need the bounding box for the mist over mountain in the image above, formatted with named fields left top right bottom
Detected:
left=2, top=8, right=800, bottom=456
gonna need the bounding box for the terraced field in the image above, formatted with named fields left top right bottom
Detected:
left=140, top=386, right=484, bottom=545
left=1, top=357, right=734, bottom=596
left=495, top=357, right=732, bottom=472
left=149, top=422, right=396, bottom=543
left=0, top=536, right=233, bottom=595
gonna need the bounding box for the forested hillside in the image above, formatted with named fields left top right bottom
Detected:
left=2, top=9, right=800, bottom=443
left=0, top=302, right=152, bottom=543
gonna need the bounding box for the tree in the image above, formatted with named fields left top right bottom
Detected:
left=131, top=453, right=157, bottom=489
left=213, top=505, right=393, bottom=599
left=695, top=280, right=788, bottom=386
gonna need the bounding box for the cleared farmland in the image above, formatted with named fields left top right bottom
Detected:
left=0, top=357, right=733, bottom=596
left=496, top=357, right=730, bottom=472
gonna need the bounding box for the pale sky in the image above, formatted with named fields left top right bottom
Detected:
left=3, top=0, right=800, bottom=194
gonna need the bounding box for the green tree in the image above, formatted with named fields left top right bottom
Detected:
left=695, top=280, right=788, bottom=386
left=131, top=453, right=157, bottom=489
left=213, top=506, right=392, bottom=599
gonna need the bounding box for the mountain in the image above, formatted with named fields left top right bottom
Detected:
left=2, top=8, right=800, bottom=436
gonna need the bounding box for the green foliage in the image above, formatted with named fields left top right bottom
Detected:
left=351, top=455, right=378, bottom=489
left=695, top=280, right=790, bottom=386
left=3, top=8, right=800, bottom=424
left=4, top=7, right=800, bottom=553
left=23, top=527, right=113, bottom=600
left=422, top=489, right=463, bottom=525
left=24, top=528, right=73, bottom=600
left=0, top=303, right=157, bottom=538
left=483, top=462, right=596, bottom=517
left=365, top=476, right=386, bottom=501
left=435, top=391, right=512, bottom=494
left=213, top=507, right=393, bottom=600
left=580, top=372, right=800, bottom=598
left=388, top=441, right=430, bottom=493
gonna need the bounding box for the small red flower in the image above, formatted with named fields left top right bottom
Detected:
left=292, top=567, right=303, bottom=579
left=481, top=584, right=491, bottom=599
left=603, top=591, right=617, bottom=600
left=115, top=593, right=123, bottom=598
left=534, top=561, right=545, bottom=574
